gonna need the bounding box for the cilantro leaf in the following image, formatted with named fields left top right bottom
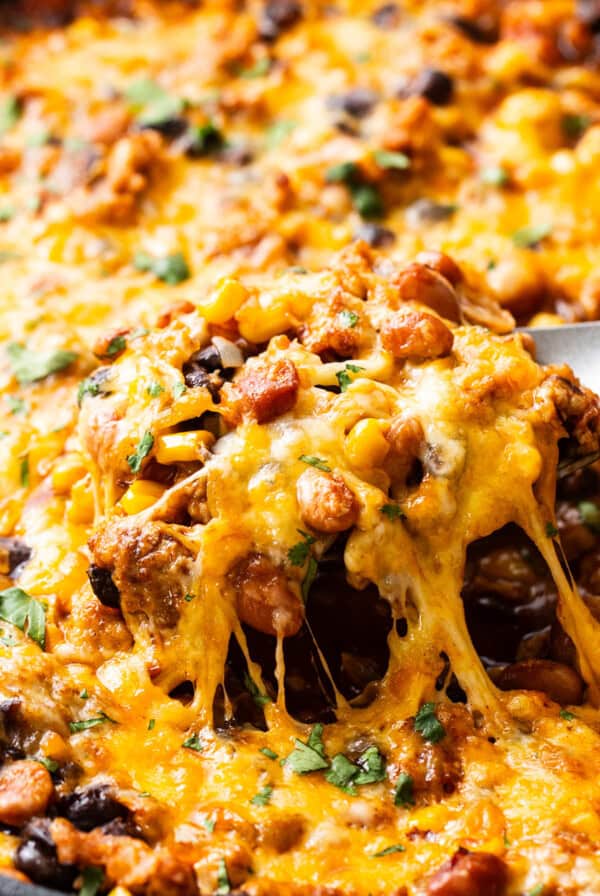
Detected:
left=127, top=431, right=154, bottom=474
left=512, top=223, right=552, bottom=248
left=267, top=119, right=296, bottom=148
left=414, top=702, right=445, bottom=743
left=325, top=161, right=360, bottom=185
left=6, top=343, right=77, bottom=385
left=0, top=587, right=46, bottom=648
left=562, top=114, right=590, bottom=139
left=480, top=166, right=509, bottom=187
left=185, top=122, right=224, bottom=156
left=0, top=96, right=21, bottom=135
left=148, top=718, right=156, bottom=731
left=260, top=747, right=278, bottom=760
left=578, top=501, right=600, bottom=534
left=372, top=844, right=405, bottom=857
left=559, top=709, right=575, bottom=721
left=338, top=309, right=359, bottom=328
left=6, top=396, right=26, bottom=415
left=79, top=866, right=103, bottom=896
left=77, top=376, right=104, bottom=405
left=182, top=733, right=203, bottom=751
left=302, top=555, right=318, bottom=602
left=373, top=149, right=410, bottom=170
left=336, top=363, right=364, bottom=392
left=299, top=455, right=331, bottom=472
left=393, top=772, right=414, bottom=807
left=351, top=184, right=383, bottom=218
left=244, top=672, right=271, bottom=707
left=354, top=745, right=386, bottom=785
left=103, top=334, right=127, bottom=358
left=203, top=816, right=216, bottom=833
left=238, top=58, right=271, bottom=79
left=286, top=725, right=329, bottom=774
left=37, top=757, right=59, bottom=773
left=20, top=455, right=29, bottom=488
left=146, top=382, right=164, bottom=397
left=215, top=858, right=230, bottom=895
left=325, top=753, right=360, bottom=795
left=250, top=785, right=273, bottom=806
left=545, top=521, right=558, bottom=538
left=125, top=78, right=168, bottom=106
left=134, top=251, right=191, bottom=285
left=381, top=503, right=405, bottom=521
left=173, top=381, right=187, bottom=398
left=69, top=713, right=115, bottom=733
left=288, top=530, right=316, bottom=567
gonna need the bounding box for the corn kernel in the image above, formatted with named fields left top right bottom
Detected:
left=108, top=889, right=133, bottom=896
left=120, top=480, right=166, bottom=514
left=67, top=475, right=95, bottom=524
left=345, top=418, right=390, bottom=468
left=154, top=431, right=214, bottom=465
left=198, top=278, right=248, bottom=325
left=40, top=730, right=70, bottom=762
left=51, top=454, right=87, bottom=494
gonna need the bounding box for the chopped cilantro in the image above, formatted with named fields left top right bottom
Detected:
left=354, top=745, right=386, bottom=785
left=326, top=161, right=360, bottom=185
left=182, top=733, right=203, bottom=752
left=19, top=455, right=29, bottom=488
left=37, top=756, right=59, bottom=773
left=325, top=753, right=361, bottom=795
left=372, top=844, right=405, bottom=857
left=103, top=334, right=127, bottom=358
left=69, top=713, right=115, bottom=733
left=148, top=718, right=156, bottom=731
left=562, top=114, right=591, bottom=139
left=302, top=555, right=318, bottom=602
left=267, top=119, right=296, bottom=148
left=26, top=130, right=52, bottom=148
left=393, top=772, right=414, bottom=807
left=0, top=205, right=15, bottom=222
left=184, top=593, right=194, bottom=602
left=146, top=382, right=164, bottom=397
left=238, top=57, right=271, bottom=78
left=127, top=431, right=154, bottom=474
left=251, top=785, right=273, bottom=806
left=77, top=377, right=101, bottom=404
left=338, top=309, right=359, bottom=328
left=512, top=223, right=552, bottom=248
left=125, top=78, right=169, bottom=106
left=352, top=184, right=383, bottom=218
left=288, top=530, right=316, bottom=567
left=186, top=122, right=224, bottom=155
left=125, top=78, right=184, bottom=128
left=203, top=816, right=216, bottom=833
left=299, top=454, right=331, bottom=472
left=6, top=342, right=77, bottom=385
left=336, top=362, right=364, bottom=392
left=260, top=747, right=278, bottom=760
left=6, top=395, right=25, bottom=415
left=78, top=866, right=103, bottom=896
left=215, top=858, right=231, bottom=895
left=578, top=501, right=600, bottom=534
left=285, top=724, right=329, bottom=774
left=0, top=95, right=20, bottom=135
left=527, top=886, right=544, bottom=896
left=414, top=702, right=445, bottom=743
left=0, top=586, right=45, bottom=648
left=373, top=149, right=410, bottom=170
left=244, top=672, right=271, bottom=708
left=134, top=251, right=191, bottom=285
left=545, top=521, right=558, bottom=538
left=381, top=503, right=405, bottom=521
left=173, top=381, right=187, bottom=398
left=480, top=166, right=509, bottom=187
left=80, top=689, right=88, bottom=700
left=559, top=709, right=575, bottom=721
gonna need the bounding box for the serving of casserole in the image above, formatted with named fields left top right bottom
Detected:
left=0, top=2, right=598, bottom=895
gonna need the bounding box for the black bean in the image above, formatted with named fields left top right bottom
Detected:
left=327, top=88, right=378, bottom=118
left=371, top=3, right=401, bottom=28
left=0, top=537, right=31, bottom=576
left=183, top=352, right=223, bottom=402
left=400, top=67, right=454, bottom=106
left=405, top=198, right=457, bottom=225
left=87, top=565, right=121, bottom=609
left=139, top=117, right=189, bottom=138
left=15, top=819, right=77, bottom=890
left=101, top=816, right=144, bottom=839
left=446, top=15, right=499, bottom=44
left=54, top=783, right=129, bottom=832
left=354, top=222, right=396, bottom=248
left=576, top=0, right=600, bottom=29
left=182, top=123, right=224, bottom=158
left=193, top=344, right=222, bottom=372
left=258, top=0, right=302, bottom=41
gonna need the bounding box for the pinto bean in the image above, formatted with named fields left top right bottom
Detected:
left=427, top=849, right=508, bottom=896
left=415, top=250, right=463, bottom=286
left=386, top=415, right=424, bottom=483
left=232, top=553, right=303, bottom=637
left=238, top=359, right=299, bottom=423
left=393, top=264, right=461, bottom=322
left=296, top=469, right=358, bottom=533
left=381, top=308, right=454, bottom=361
left=495, top=658, right=584, bottom=705
left=0, top=760, right=53, bottom=826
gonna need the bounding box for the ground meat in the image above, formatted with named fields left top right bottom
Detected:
left=391, top=264, right=461, bottom=322
left=231, top=553, right=303, bottom=637
left=237, top=359, right=299, bottom=423
left=427, top=849, right=508, bottom=896
left=0, top=760, right=53, bottom=826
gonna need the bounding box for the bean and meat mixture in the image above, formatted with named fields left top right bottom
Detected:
left=0, top=2, right=598, bottom=896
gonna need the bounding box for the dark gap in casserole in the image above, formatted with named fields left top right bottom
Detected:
left=215, top=636, right=268, bottom=731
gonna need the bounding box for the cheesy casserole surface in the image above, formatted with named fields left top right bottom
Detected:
left=0, top=2, right=599, bottom=896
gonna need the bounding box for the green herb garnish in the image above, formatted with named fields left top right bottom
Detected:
left=244, top=672, right=271, bottom=708
left=512, top=223, right=552, bottom=248
left=215, top=858, right=231, bottom=895
left=480, top=166, right=509, bottom=187
left=266, top=119, right=296, bottom=148
left=127, top=431, right=154, bottom=474
left=186, top=122, right=224, bottom=155
left=381, top=503, right=405, bottom=521
left=78, top=866, right=103, bottom=896
left=562, top=114, right=591, bottom=139
left=393, top=772, right=414, bottom=807
left=148, top=718, right=156, bottom=731
left=559, top=709, right=575, bottom=721
left=6, top=395, right=25, bottom=415
left=239, top=58, right=271, bottom=79
left=336, top=362, right=364, bottom=392
left=182, top=733, right=203, bottom=752
left=0, top=586, right=46, bottom=648
left=134, top=251, right=191, bottom=284
left=69, top=712, right=115, bottom=733
left=288, top=530, right=316, bottom=567
left=6, top=342, right=77, bottom=385
left=302, top=555, right=318, bottom=602
left=414, top=702, right=445, bottom=743
left=545, top=521, right=558, bottom=538
left=0, top=95, right=20, bottom=135
left=37, top=757, right=59, bottom=773
left=203, top=816, right=216, bottom=833
left=260, top=747, right=278, bottom=760
left=173, top=381, right=187, bottom=398
left=372, top=844, right=405, bottom=857
left=146, top=382, right=164, bottom=397
left=299, top=455, right=331, bottom=472
left=373, top=149, right=410, bottom=170
left=285, top=724, right=329, bottom=774
left=325, top=753, right=361, bottom=795
left=251, top=785, right=273, bottom=806
left=578, top=501, right=600, bottom=534
left=338, top=310, right=359, bottom=328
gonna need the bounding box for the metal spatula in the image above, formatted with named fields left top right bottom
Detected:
left=519, top=322, right=600, bottom=475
